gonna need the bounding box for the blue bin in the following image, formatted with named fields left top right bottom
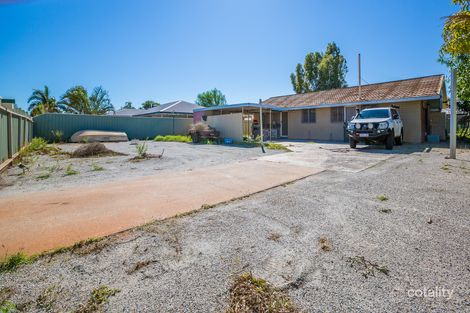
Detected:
left=224, top=138, right=233, bottom=144
left=426, top=134, right=440, bottom=143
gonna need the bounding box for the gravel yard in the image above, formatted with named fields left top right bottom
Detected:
left=0, top=141, right=280, bottom=196
left=1, top=146, right=469, bottom=312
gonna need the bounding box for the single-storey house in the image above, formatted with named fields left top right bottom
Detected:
left=113, top=100, right=203, bottom=118
left=194, top=75, right=448, bottom=143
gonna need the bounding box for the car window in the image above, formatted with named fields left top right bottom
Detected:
left=357, top=109, right=390, bottom=119
left=391, top=109, right=399, bottom=119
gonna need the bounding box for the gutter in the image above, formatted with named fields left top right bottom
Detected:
left=193, top=95, right=441, bottom=113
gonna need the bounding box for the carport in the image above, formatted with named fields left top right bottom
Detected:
left=194, top=103, right=286, bottom=141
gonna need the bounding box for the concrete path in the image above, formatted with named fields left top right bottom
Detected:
left=0, top=159, right=321, bottom=256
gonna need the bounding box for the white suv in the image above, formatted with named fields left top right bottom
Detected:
left=347, top=107, right=404, bottom=150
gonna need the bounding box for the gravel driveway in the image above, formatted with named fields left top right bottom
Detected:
left=1, top=145, right=469, bottom=312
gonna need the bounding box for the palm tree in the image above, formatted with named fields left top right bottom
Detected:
left=89, top=86, right=114, bottom=114
left=59, top=86, right=90, bottom=114
left=27, top=86, right=60, bottom=116
left=59, top=85, right=114, bottom=115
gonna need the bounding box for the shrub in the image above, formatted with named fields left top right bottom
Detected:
left=264, top=143, right=292, bottom=151
left=154, top=135, right=191, bottom=143
left=188, top=122, right=210, bottom=133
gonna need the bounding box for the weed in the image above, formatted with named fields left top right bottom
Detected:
left=65, top=164, right=79, bottom=176
left=267, top=233, right=281, bottom=242
left=0, top=301, right=16, bottom=313
left=346, top=256, right=389, bottom=278
left=91, top=163, right=104, bottom=172
left=441, top=163, right=451, bottom=172
left=17, top=137, right=61, bottom=163
left=75, top=286, right=120, bottom=313
left=225, top=272, right=299, bottom=313
left=376, top=195, right=388, bottom=201
left=154, top=135, right=192, bottom=143
left=135, top=141, right=148, bottom=158
left=50, top=130, right=64, bottom=143
left=36, top=173, right=51, bottom=180
left=0, top=288, right=14, bottom=305
left=264, top=142, right=292, bottom=152
left=200, top=203, right=215, bottom=210
left=379, top=208, right=392, bottom=213
left=36, top=285, right=59, bottom=310
left=319, top=236, right=332, bottom=251
left=0, top=252, right=30, bottom=273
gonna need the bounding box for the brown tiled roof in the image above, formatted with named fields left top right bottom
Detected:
left=263, top=75, right=444, bottom=108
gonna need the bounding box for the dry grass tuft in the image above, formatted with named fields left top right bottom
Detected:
left=71, top=143, right=123, bottom=158
left=126, top=260, right=157, bottom=274
left=319, top=236, right=332, bottom=251
left=225, top=272, right=300, bottom=313
left=346, top=256, right=389, bottom=278
left=75, top=286, right=119, bottom=313
left=267, top=233, right=281, bottom=242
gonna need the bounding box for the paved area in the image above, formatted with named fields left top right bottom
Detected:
left=1, top=145, right=468, bottom=312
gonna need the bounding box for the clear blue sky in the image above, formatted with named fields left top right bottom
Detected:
left=0, top=0, right=458, bottom=111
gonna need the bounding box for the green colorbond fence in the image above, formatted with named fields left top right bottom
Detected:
left=0, top=105, right=33, bottom=164
left=33, top=113, right=193, bottom=141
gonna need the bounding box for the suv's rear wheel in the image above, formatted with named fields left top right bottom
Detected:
left=385, top=133, right=394, bottom=150
left=349, top=137, right=357, bottom=149
left=395, top=129, right=403, bottom=145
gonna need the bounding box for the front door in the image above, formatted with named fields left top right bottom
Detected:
left=281, top=112, right=288, bottom=137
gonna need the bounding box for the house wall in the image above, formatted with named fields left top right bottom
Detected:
left=286, top=101, right=425, bottom=143
left=429, top=111, right=447, bottom=140
left=207, top=113, right=243, bottom=140
left=287, top=108, right=345, bottom=141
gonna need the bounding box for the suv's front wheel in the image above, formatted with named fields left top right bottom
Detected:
left=349, top=137, right=357, bottom=149
left=385, top=133, right=394, bottom=150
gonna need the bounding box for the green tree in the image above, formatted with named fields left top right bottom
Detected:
left=141, top=100, right=160, bottom=109
left=59, top=86, right=114, bottom=114
left=439, top=1, right=470, bottom=136
left=123, top=101, right=135, bottom=109
left=196, top=88, right=227, bottom=107
left=290, top=42, right=348, bottom=94
left=27, top=86, right=60, bottom=116
left=442, top=0, right=470, bottom=55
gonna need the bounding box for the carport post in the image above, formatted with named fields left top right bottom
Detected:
left=269, top=109, right=272, bottom=141
left=259, top=105, right=263, bottom=143
left=450, top=69, right=457, bottom=159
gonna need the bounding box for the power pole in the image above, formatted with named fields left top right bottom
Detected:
left=358, top=53, right=362, bottom=101
left=449, top=69, right=457, bottom=159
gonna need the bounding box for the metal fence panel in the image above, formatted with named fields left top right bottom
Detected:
left=33, top=113, right=193, bottom=141
left=0, top=111, right=8, bottom=163
left=0, top=106, right=33, bottom=164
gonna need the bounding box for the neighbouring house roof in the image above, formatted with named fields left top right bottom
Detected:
left=262, top=74, right=445, bottom=109
left=111, top=109, right=143, bottom=116
left=112, top=100, right=203, bottom=116
left=136, top=100, right=203, bottom=116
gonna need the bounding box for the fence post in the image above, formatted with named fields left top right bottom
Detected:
left=7, top=112, right=13, bottom=158
left=18, top=116, right=22, bottom=150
